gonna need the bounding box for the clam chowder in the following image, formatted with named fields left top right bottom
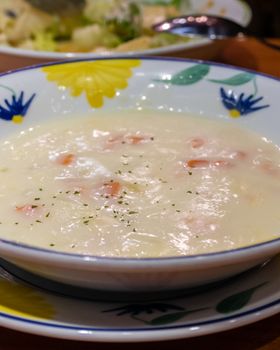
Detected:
left=0, top=111, right=279, bottom=257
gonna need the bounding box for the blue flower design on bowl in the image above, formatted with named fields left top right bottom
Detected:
left=0, top=91, right=36, bottom=123
left=220, top=87, right=269, bottom=118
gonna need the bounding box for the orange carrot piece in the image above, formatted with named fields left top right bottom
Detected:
left=232, top=150, right=247, bottom=160
left=186, top=159, right=232, bottom=169
left=57, top=154, right=75, bottom=166
left=16, top=205, right=40, bottom=217
left=107, top=134, right=150, bottom=147
left=126, top=135, right=146, bottom=145
left=187, top=159, right=210, bottom=168
left=103, top=181, right=121, bottom=197
left=190, top=137, right=205, bottom=149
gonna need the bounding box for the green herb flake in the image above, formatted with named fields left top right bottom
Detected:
left=35, top=220, right=42, bottom=223
left=34, top=197, right=40, bottom=201
left=49, top=243, right=55, bottom=247
left=45, top=212, right=50, bottom=218
left=128, top=211, right=138, bottom=215
left=74, top=191, right=80, bottom=195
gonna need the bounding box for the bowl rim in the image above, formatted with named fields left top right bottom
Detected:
left=0, top=56, right=279, bottom=267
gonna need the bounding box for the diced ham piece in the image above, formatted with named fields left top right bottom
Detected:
left=56, top=153, right=75, bottom=166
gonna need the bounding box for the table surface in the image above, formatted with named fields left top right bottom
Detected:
left=0, top=37, right=280, bottom=349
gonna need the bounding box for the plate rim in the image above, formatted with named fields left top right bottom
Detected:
left=1, top=295, right=279, bottom=342
left=0, top=256, right=279, bottom=343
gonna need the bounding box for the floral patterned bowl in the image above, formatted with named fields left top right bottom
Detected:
left=0, top=57, right=279, bottom=298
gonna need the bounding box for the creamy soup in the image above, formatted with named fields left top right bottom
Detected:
left=0, top=111, right=280, bottom=257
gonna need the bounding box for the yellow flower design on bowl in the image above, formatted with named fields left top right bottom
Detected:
left=42, top=59, right=141, bottom=108
left=0, top=280, right=54, bottom=320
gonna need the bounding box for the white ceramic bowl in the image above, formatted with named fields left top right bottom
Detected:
left=0, top=0, right=251, bottom=71
left=0, top=57, right=279, bottom=296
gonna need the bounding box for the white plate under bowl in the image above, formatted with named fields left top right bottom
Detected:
left=0, top=0, right=252, bottom=71
left=0, top=255, right=279, bottom=342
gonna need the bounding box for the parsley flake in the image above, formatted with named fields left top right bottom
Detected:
left=128, top=211, right=138, bottom=215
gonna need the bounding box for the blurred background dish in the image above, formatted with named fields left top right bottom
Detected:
left=0, top=0, right=251, bottom=71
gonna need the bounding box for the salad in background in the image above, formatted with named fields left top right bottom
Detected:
left=0, top=0, right=192, bottom=53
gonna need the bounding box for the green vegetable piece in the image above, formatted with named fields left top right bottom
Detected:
left=208, top=73, right=255, bottom=86
left=106, top=2, right=141, bottom=42
left=141, top=0, right=181, bottom=7
left=216, top=282, right=267, bottom=314
left=102, top=32, right=121, bottom=48
left=33, top=31, right=56, bottom=52
left=150, top=33, right=189, bottom=48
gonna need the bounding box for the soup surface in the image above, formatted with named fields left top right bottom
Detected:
left=0, top=111, right=280, bottom=257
